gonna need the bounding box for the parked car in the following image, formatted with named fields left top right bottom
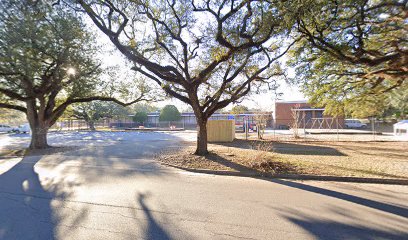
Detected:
left=393, top=120, right=408, bottom=135
left=13, top=124, right=31, bottom=134
left=235, top=122, right=256, bottom=132
left=0, top=124, right=13, bottom=133
left=345, top=119, right=367, bottom=129
left=277, top=124, right=290, bottom=130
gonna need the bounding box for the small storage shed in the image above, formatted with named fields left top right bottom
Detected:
left=207, top=120, right=235, bottom=142
left=394, top=120, right=408, bottom=135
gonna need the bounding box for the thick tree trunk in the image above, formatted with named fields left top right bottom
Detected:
left=88, top=121, right=96, bottom=131
left=195, top=118, right=208, bottom=155
left=29, top=124, right=50, bottom=149
left=26, top=100, right=50, bottom=149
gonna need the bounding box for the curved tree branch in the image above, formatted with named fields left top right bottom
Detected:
left=0, top=102, right=27, bottom=112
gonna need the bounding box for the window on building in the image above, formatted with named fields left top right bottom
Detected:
left=305, top=111, right=312, bottom=122
left=315, top=110, right=323, bottom=118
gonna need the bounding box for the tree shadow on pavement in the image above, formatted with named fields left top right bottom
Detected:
left=201, top=154, right=408, bottom=220
left=0, top=131, right=187, bottom=239
left=6, top=132, right=186, bottom=186
left=270, top=178, right=408, bottom=219
left=286, top=217, right=407, bottom=240
left=0, top=153, right=81, bottom=240
left=273, top=206, right=408, bottom=240
left=136, top=193, right=172, bottom=240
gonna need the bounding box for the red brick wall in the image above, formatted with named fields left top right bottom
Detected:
left=274, top=102, right=344, bottom=129
left=274, top=102, right=310, bottom=128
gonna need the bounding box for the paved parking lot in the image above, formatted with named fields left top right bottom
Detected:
left=0, top=131, right=407, bottom=239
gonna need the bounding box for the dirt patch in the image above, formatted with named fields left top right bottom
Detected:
left=157, top=139, right=408, bottom=179
left=0, top=146, right=79, bottom=158
left=157, top=144, right=302, bottom=175
left=0, top=149, right=27, bottom=158
left=26, top=146, right=79, bottom=156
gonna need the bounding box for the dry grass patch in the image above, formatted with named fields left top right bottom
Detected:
left=26, top=146, right=79, bottom=156
left=157, top=143, right=301, bottom=175
left=0, top=149, right=27, bottom=158
left=158, top=139, right=408, bottom=179
left=0, top=146, right=79, bottom=159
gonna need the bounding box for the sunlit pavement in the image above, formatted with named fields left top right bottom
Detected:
left=0, top=132, right=407, bottom=240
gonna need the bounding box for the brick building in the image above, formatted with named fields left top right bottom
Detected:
left=273, top=100, right=344, bottom=129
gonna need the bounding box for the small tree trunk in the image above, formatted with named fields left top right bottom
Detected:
left=88, top=121, right=96, bottom=131
left=195, top=118, right=208, bottom=155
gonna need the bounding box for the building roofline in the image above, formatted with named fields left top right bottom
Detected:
left=146, top=112, right=273, bottom=117
left=292, top=108, right=325, bottom=111
left=276, top=100, right=308, bottom=104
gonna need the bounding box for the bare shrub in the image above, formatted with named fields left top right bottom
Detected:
left=249, top=160, right=296, bottom=174
left=291, top=104, right=301, bottom=138
left=254, top=113, right=271, bottom=139
left=248, top=141, right=274, bottom=164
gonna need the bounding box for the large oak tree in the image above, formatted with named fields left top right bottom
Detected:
left=289, top=0, right=407, bottom=116
left=0, top=1, right=146, bottom=149
left=76, top=0, right=295, bottom=155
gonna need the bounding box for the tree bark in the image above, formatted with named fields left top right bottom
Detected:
left=29, top=123, right=50, bottom=149
left=26, top=100, right=50, bottom=149
left=88, top=121, right=96, bottom=131
left=195, top=118, right=208, bottom=155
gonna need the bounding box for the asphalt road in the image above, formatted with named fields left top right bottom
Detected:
left=0, top=132, right=407, bottom=240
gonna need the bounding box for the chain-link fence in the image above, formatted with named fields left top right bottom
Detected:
left=50, top=118, right=192, bottom=131
left=50, top=116, right=402, bottom=142
left=238, top=117, right=398, bottom=142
